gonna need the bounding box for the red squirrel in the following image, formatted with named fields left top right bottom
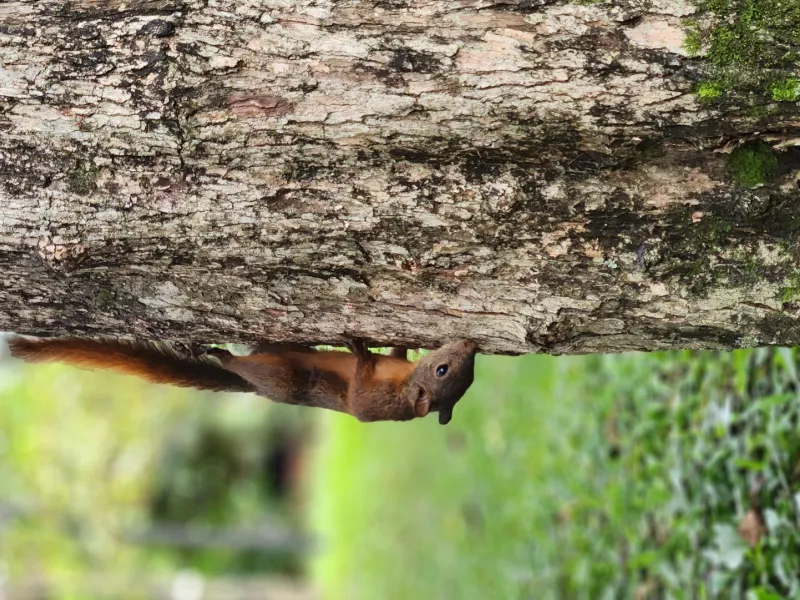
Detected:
left=8, top=337, right=477, bottom=425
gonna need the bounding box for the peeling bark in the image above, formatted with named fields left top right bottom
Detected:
left=1, top=0, right=799, bottom=354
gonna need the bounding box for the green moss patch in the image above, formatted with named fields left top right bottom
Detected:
left=696, top=80, right=724, bottom=101
left=683, top=0, right=800, bottom=102
left=778, top=271, right=800, bottom=303
left=726, top=141, right=778, bottom=187
left=67, top=160, right=100, bottom=196
left=770, top=78, right=800, bottom=102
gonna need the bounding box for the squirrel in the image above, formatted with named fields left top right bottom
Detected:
left=7, top=336, right=477, bottom=425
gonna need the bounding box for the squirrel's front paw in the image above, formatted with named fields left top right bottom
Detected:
left=344, top=336, right=370, bottom=358
left=203, top=346, right=233, bottom=360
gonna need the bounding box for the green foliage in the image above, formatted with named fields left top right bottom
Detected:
left=683, top=0, right=800, bottom=102
left=587, top=349, right=800, bottom=597
left=312, top=348, right=800, bottom=599
left=727, top=141, right=779, bottom=186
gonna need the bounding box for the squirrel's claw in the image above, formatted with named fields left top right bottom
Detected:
left=344, top=336, right=370, bottom=358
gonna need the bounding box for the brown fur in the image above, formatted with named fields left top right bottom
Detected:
left=8, top=337, right=253, bottom=392
left=8, top=336, right=478, bottom=424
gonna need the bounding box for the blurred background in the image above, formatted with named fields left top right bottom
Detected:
left=2, top=340, right=799, bottom=599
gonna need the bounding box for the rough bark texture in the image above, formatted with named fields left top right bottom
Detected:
left=1, top=0, right=799, bottom=354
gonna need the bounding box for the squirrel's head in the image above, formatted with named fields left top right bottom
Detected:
left=410, top=339, right=477, bottom=425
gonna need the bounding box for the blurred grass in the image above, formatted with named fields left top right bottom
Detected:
left=310, top=349, right=800, bottom=599
left=310, top=353, right=582, bottom=600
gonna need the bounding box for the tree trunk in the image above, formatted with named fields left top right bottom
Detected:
left=1, top=0, right=798, bottom=354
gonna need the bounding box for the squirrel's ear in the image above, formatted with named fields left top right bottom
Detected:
left=414, top=386, right=430, bottom=417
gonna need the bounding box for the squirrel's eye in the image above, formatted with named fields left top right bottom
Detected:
left=436, top=364, right=448, bottom=377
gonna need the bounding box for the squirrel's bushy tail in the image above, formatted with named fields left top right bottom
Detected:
left=9, top=337, right=255, bottom=393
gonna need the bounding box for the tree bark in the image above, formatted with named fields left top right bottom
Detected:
left=1, top=0, right=799, bottom=354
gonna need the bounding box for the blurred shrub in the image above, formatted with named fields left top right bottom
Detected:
left=0, top=360, right=313, bottom=595
left=577, top=348, right=800, bottom=597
